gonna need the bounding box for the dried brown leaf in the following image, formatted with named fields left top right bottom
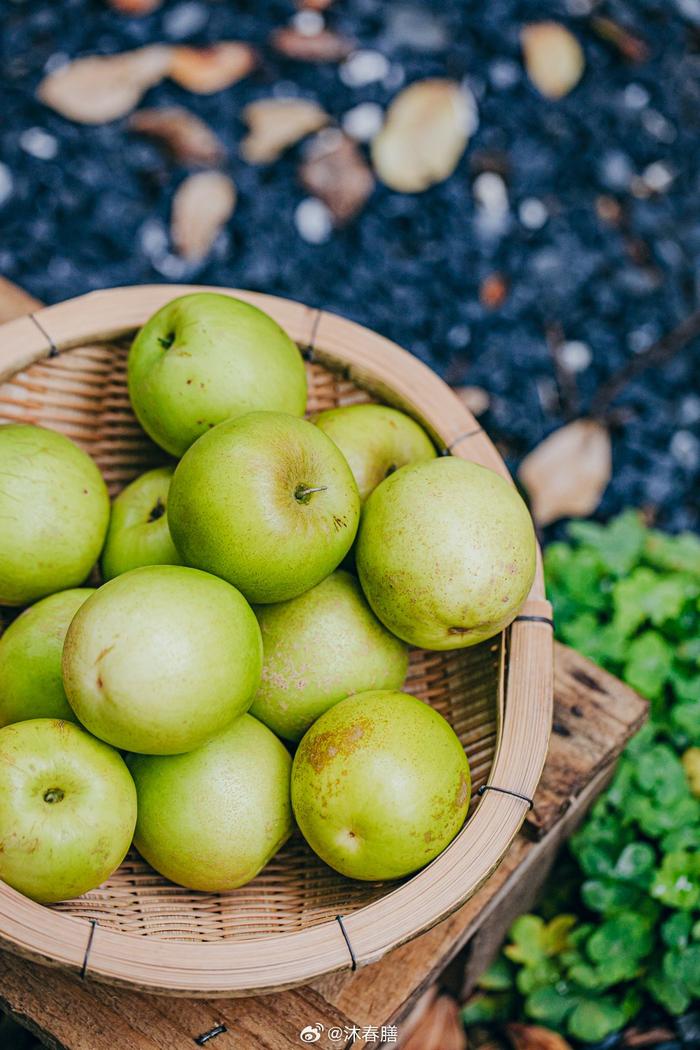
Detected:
left=521, top=23, right=585, bottom=100
left=296, top=0, right=333, bottom=9
left=480, top=273, right=509, bottom=309
left=455, top=385, right=491, bottom=417
left=270, top=26, right=354, bottom=63
left=371, top=79, right=476, bottom=193
left=299, top=129, right=374, bottom=224
left=518, top=418, right=612, bottom=526
left=403, top=995, right=467, bottom=1050
left=169, top=42, right=258, bottom=94
left=240, top=98, right=330, bottom=164
left=590, top=16, right=649, bottom=63
left=506, top=1024, right=573, bottom=1050
left=171, top=171, right=236, bottom=261
left=108, top=0, right=162, bottom=14
left=37, top=45, right=172, bottom=124
left=129, top=107, right=225, bottom=165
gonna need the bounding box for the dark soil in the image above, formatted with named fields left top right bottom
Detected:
left=1, top=0, right=699, bottom=536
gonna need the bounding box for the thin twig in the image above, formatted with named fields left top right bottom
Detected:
left=590, top=308, right=700, bottom=417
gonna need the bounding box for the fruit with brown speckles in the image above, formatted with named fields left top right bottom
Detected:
left=292, top=689, right=470, bottom=880
left=356, top=457, right=536, bottom=649
left=168, top=411, right=361, bottom=603
left=312, top=404, right=436, bottom=503
left=0, top=718, right=136, bottom=902
left=251, top=570, right=408, bottom=741
left=62, top=565, right=262, bottom=754
left=128, top=292, right=307, bottom=457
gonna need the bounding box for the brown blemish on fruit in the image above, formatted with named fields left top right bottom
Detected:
left=96, top=675, right=104, bottom=689
left=96, top=644, right=115, bottom=664
left=332, top=515, right=348, bottom=531
left=455, top=772, right=469, bottom=810
left=303, top=718, right=370, bottom=773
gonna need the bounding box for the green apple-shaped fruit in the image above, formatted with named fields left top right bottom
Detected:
left=168, top=411, right=361, bottom=604
left=128, top=293, right=307, bottom=457
left=63, top=565, right=262, bottom=754
left=0, top=588, right=94, bottom=728
left=0, top=424, right=109, bottom=606
left=129, top=714, right=292, bottom=891
left=292, top=690, right=470, bottom=880
left=356, top=458, right=536, bottom=650
left=251, top=570, right=408, bottom=741
left=0, top=718, right=137, bottom=903
left=313, top=404, right=436, bottom=502
left=101, top=466, right=182, bottom=580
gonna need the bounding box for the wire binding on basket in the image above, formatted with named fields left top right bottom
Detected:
left=29, top=312, right=59, bottom=358
left=335, top=914, right=358, bottom=971
left=477, top=784, right=534, bottom=810
left=513, top=614, right=554, bottom=628
left=448, top=427, right=483, bottom=452
left=301, top=306, right=323, bottom=362
left=80, top=918, right=98, bottom=979
left=194, top=1024, right=227, bottom=1045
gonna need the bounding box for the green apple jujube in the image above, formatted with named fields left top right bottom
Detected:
left=251, top=570, right=409, bottom=741
left=127, top=293, right=307, bottom=457
left=129, top=715, right=293, bottom=892
left=168, top=411, right=361, bottom=604
left=356, top=457, right=536, bottom=649
left=101, top=466, right=182, bottom=580
left=292, top=690, right=471, bottom=881
left=0, top=718, right=137, bottom=903
left=313, top=404, right=436, bottom=502
left=62, top=565, right=262, bottom=755
left=0, top=424, right=109, bottom=606
left=0, top=588, right=94, bottom=727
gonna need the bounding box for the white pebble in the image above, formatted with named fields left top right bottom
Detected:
left=643, top=161, right=675, bottom=193
left=519, top=197, right=548, bottom=230
left=489, top=59, right=520, bottom=90
left=447, top=324, right=471, bottom=349
left=642, top=109, right=676, bottom=143
left=163, top=2, right=207, bottom=40
left=670, top=430, right=700, bottom=470
left=139, top=218, right=169, bottom=260
left=294, top=198, right=333, bottom=244
left=340, top=50, right=390, bottom=88
left=19, top=128, right=58, bottom=160
left=44, top=51, right=70, bottom=74
left=679, top=394, right=700, bottom=425
left=382, top=63, right=406, bottom=92
left=292, top=10, right=325, bottom=36
left=473, top=172, right=508, bottom=213
left=559, top=340, right=592, bottom=373
left=628, top=325, right=657, bottom=354
left=342, top=102, right=384, bottom=142
left=623, top=83, right=650, bottom=110
left=0, top=163, right=13, bottom=207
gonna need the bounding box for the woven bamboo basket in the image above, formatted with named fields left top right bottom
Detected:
left=0, top=285, right=552, bottom=996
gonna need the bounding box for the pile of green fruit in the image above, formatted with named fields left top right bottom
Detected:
left=0, top=292, right=536, bottom=904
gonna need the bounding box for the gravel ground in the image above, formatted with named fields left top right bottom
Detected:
left=1, top=0, right=699, bottom=535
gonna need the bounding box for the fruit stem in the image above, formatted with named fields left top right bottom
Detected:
left=43, top=787, right=65, bottom=804
left=294, top=485, right=328, bottom=503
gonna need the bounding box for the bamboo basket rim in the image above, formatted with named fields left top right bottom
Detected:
left=0, top=285, right=552, bottom=996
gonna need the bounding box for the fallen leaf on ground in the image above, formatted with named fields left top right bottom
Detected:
left=37, top=46, right=172, bottom=124
left=171, top=172, right=236, bottom=261
left=518, top=418, right=612, bottom=526
left=299, top=129, right=374, bottom=224
left=403, top=995, right=467, bottom=1050
left=371, top=79, right=476, bottom=193
left=297, top=0, right=333, bottom=8
left=521, top=22, right=585, bottom=100
left=270, top=26, right=354, bottom=62
left=240, top=98, right=330, bottom=164
left=507, top=1024, right=573, bottom=1050
left=169, top=42, right=258, bottom=94
left=108, top=0, right=162, bottom=13
left=455, top=386, right=491, bottom=417
left=480, top=273, right=509, bottom=309
left=590, top=16, right=649, bottom=63
left=129, top=107, right=225, bottom=165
